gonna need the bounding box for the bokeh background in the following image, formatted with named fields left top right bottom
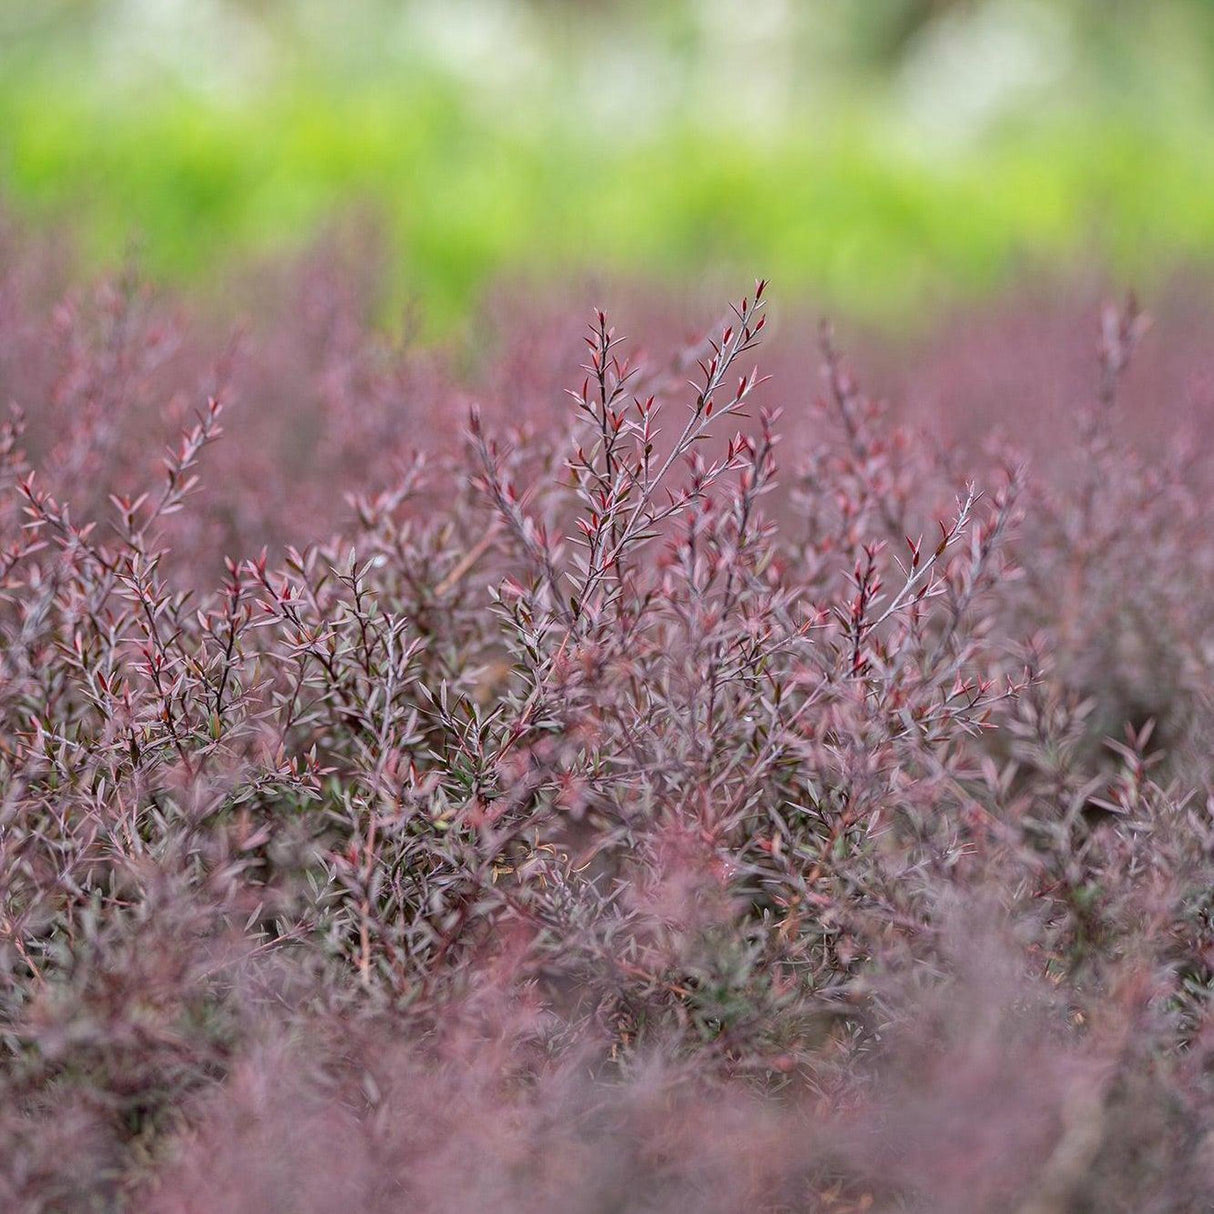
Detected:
left=3, top=0, right=1213, bottom=334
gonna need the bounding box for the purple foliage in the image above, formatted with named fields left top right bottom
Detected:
left=1, top=225, right=1212, bottom=1211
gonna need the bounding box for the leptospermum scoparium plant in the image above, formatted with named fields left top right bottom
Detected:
left=0, top=224, right=1212, bottom=1211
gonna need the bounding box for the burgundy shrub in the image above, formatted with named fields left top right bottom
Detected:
left=0, top=226, right=1212, bottom=1211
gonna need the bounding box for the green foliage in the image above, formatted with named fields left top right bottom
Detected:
left=3, top=0, right=1214, bottom=330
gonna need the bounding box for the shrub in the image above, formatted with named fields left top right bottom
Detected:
left=0, top=230, right=1212, bottom=1210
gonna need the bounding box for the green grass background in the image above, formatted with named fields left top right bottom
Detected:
left=3, top=0, right=1214, bottom=331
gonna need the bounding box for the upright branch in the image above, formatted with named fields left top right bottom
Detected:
left=571, top=283, right=770, bottom=627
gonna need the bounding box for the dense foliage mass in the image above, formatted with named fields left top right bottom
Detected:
left=1, top=230, right=1213, bottom=1211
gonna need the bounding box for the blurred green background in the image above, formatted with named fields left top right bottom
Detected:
left=3, top=0, right=1213, bottom=331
